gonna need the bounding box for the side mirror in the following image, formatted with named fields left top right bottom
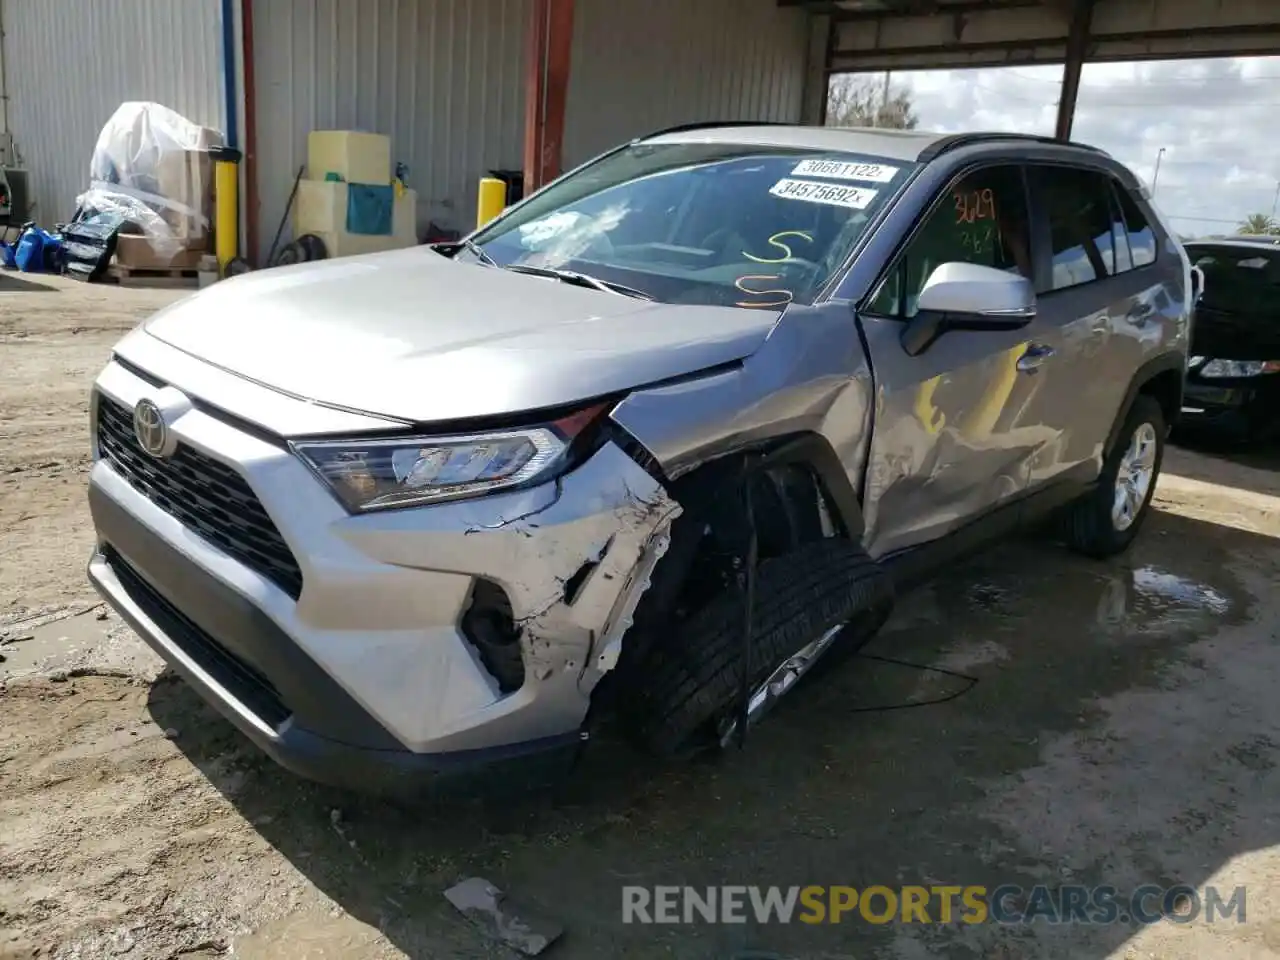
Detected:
left=1190, top=265, right=1205, bottom=305
left=901, top=262, right=1036, bottom=357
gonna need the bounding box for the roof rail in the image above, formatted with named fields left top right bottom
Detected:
left=1217, top=234, right=1280, bottom=245
left=633, top=120, right=791, bottom=141
left=918, top=132, right=1110, bottom=162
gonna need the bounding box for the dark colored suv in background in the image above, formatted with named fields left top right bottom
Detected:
left=1182, top=238, right=1280, bottom=443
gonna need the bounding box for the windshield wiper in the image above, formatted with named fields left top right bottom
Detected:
left=433, top=238, right=498, bottom=267
left=458, top=239, right=496, bottom=267
left=460, top=239, right=498, bottom=267
left=505, top=263, right=654, bottom=301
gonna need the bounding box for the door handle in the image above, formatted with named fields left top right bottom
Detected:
left=1017, top=342, right=1055, bottom=373
left=1127, top=302, right=1155, bottom=325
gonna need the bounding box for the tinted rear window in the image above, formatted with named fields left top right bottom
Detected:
left=1115, top=185, right=1157, bottom=267
left=1188, top=245, right=1280, bottom=315
left=1040, top=167, right=1119, bottom=290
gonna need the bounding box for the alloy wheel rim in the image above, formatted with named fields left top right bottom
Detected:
left=1112, top=422, right=1158, bottom=532
left=717, top=622, right=846, bottom=748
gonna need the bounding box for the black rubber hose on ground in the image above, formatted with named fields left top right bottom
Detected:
left=734, top=465, right=759, bottom=750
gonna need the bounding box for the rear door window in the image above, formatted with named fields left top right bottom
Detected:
left=1108, top=183, right=1134, bottom=273
left=1114, top=185, right=1157, bottom=267
left=1036, top=167, right=1121, bottom=291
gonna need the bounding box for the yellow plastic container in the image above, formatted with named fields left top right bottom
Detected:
left=294, top=180, right=417, bottom=240
left=294, top=179, right=348, bottom=235
left=306, top=230, right=411, bottom=259
left=293, top=180, right=418, bottom=259
left=306, top=130, right=391, bottom=185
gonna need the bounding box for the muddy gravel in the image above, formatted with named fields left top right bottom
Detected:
left=4, top=275, right=1280, bottom=959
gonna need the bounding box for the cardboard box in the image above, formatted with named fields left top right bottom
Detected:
left=307, top=130, right=391, bottom=185
left=115, top=233, right=209, bottom=271
left=148, top=123, right=219, bottom=241
left=153, top=148, right=214, bottom=240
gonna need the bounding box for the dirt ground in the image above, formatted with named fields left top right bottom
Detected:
left=4, top=274, right=1280, bottom=959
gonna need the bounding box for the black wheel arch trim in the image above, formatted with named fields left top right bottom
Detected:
left=645, top=431, right=866, bottom=543
left=1104, top=352, right=1185, bottom=457
left=755, top=433, right=865, bottom=541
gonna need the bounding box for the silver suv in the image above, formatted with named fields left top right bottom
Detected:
left=87, top=125, right=1191, bottom=796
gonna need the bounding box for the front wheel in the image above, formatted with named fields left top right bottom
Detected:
left=1062, top=394, right=1165, bottom=558
left=627, top=538, right=894, bottom=758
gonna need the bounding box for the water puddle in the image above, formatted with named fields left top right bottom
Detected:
left=0, top=605, right=159, bottom=682
left=1094, top=565, right=1231, bottom=634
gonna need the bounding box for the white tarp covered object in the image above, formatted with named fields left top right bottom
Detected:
left=76, top=101, right=222, bottom=257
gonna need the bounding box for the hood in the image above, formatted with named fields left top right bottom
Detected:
left=142, top=248, right=778, bottom=423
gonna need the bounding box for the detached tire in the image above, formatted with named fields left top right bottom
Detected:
left=296, top=233, right=328, bottom=261
left=1062, top=394, right=1165, bottom=558
left=630, top=538, right=893, bottom=758
left=271, top=241, right=303, bottom=268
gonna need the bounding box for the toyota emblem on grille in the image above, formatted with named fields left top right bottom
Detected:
left=132, top=398, right=171, bottom=458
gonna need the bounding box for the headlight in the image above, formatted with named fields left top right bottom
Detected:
left=1199, top=359, right=1280, bottom=378
left=292, top=402, right=610, bottom=512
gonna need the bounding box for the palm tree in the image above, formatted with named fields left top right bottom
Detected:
left=1238, top=213, right=1278, bottom=235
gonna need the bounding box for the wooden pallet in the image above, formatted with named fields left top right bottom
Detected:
left=105, top=262, right=200, bottom=288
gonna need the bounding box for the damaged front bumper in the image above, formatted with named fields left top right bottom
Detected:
left=88, top=357, right=681, bottom=796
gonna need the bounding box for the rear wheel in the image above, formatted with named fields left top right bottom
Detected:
left=1062, top=394, right=1165, bottom=558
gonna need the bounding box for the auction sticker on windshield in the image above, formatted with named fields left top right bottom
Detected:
left=791, top=158, right=899, bottom=183
left=769, top=178, right=878, bottom=209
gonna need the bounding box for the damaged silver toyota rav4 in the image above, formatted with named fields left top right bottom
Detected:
left=87, top=125, right=1191, bottom=796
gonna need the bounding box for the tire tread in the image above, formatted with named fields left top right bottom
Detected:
left=1062, top=394, right=1165, bottom=558
left=630, top=538, right=892, bottom=757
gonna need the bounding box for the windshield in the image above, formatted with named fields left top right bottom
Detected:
left=471, top=141, right=916, bottom=310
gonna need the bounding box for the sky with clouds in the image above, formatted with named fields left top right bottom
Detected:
left=890, top=55, right=1280, bottom=239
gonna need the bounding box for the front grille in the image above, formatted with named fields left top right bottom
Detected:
left=105, top=546, right=291, bottom=729
left=96, top=394, right=304, bottom=599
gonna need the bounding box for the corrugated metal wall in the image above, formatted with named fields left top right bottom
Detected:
left=251, top=0, right=811, bottom=261
left=0, top=0, right=810, bottom=259
left=252, top=0, right=528, bottom=262
left=562, top=0, right=811, bottom=167
left=3, top=0, right=225, bottom=226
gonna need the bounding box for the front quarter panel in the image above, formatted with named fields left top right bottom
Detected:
left=609, top=300, right=873, bottom=513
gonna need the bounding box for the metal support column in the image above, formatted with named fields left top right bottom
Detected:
left=241, top=0, right=259, bottom=265
left=523, top=0, right=575, bottom=199
left=800, top=13, right=833, bottom=125
left=1054, top=0, right=1094, bottom=141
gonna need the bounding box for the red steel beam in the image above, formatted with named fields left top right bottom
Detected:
left=242, top=0, right=259, bottom=263
left=523, top=0, right=575, bottom=198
